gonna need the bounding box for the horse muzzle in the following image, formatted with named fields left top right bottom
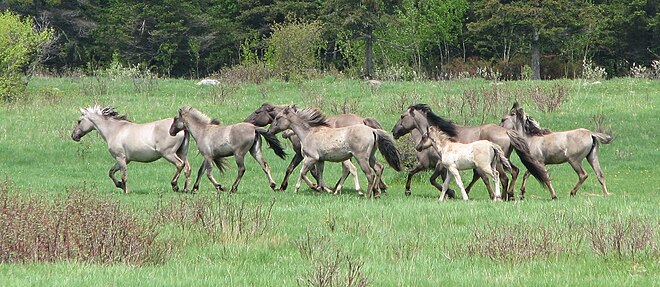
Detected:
left=71, top=133, right=81, bottom=142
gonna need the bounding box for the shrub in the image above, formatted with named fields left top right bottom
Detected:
left=267, top=17, right=324, bottom=81
left=0, top=10, right=54, bottom=103
left=0, top=181, right=163, bottom=265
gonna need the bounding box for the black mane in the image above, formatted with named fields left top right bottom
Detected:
left=408, top=104, right=458, bottom=137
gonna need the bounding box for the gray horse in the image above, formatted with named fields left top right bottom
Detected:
left=500, top=102, right=612, bottom=199
left=268, top=106, right=402, bottom=197
left=71, top=106, right=191, bottom=193
left=245, top=103, right=387, bottom=194
left=169, top=106, right=286, bottom=193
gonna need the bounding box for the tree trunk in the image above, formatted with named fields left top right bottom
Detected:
left=365, top=25, right=373, bottom=79
left=531, top=28, right=541, bottom=80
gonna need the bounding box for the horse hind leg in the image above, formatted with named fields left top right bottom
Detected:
left=249, top=144, right=277, bottom=191
left=587, top=145, right=609, bottom=196
left=229, top=154, right=247, bottom=193
left=568, top=160, right=588, bottom=197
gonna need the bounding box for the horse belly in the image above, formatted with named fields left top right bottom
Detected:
left=125, top=148, right=161, bottom=162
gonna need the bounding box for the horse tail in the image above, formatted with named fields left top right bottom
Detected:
left=256, top=127, right=287, bottom=159
left=592, top=132, right=613, bottom=145
left=212, top=157, right=227, bottom=174
left=506, top=130, right=551, bottom=190
left=492, top=144, right=512, bottom=172
left=363, top=117, right=384, bottom=129
left=374, top=129, right=403, bottom=171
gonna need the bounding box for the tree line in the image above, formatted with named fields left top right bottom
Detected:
left=2, top=0, right=658, bottom=80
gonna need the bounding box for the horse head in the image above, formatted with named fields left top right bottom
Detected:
left=169, top=108, right=188, bottom=136
left=268, top=105, right=295, bottom=134
left=245, top=103, right=280, bottom=127
left=391, top=108, right=418, bottom=139
left=71, top=108, right=96, bottom=141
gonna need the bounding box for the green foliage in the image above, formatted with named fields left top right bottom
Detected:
left=267, top=17, right=324, bottom=81
left=0, top=10, right=53, bottom=102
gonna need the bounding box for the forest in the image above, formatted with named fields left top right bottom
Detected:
left=2, top=0, right=659, bottom=80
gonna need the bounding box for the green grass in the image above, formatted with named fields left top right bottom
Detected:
left=0, top=76, right=658, bottom=286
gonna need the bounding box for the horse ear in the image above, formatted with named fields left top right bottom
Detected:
left=511, top=101, right=520, bottom=110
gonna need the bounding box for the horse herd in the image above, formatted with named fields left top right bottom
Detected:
left=71, top=102, right=613, bottom=201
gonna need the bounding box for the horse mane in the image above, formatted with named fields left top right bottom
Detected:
left=83, top=106, right=130, bottom=122
left=182, top=106, right=221, bottom=125
left=408, top=104, right=458, bottom=137
left=295, top=107, right=329, bottom=127
left=524, top=117, right=552, bottom=136
left=429, top=127, right=457, bottom=142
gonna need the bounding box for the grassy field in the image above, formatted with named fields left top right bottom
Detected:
left=0, top=76, right=658, bottom=286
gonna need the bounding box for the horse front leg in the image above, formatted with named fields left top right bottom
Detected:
left=191, top=160, right=206, bottom=192
left=315, top=161, right=331, bottom=193
left=448, top=166, right=468, bottom=201
left=405, top=164, right=426, bottom=196
left=280, top=152, right=304, bottom=191
left=439, top=169, right=454, bottom=202
left=108, top=162, right=123, bottom=191
left=295, top=158, right=316, bottom=193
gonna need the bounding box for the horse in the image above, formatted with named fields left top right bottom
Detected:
left=169, top=106, right=286, bottom=193
left=500, top=102, right=613, bottom=199
left=416, top=126, right=512, bottom=201
left=396, top=103, right=549, bottom=200
left=71, top=106, right=191, bottom=193
left=393, top=104, right=518, bottom=199
left=267, top=105, right=402, bottom=198
left=245, top=103, right=387, bottom=195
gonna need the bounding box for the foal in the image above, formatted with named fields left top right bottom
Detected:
left=169, top=106, right=286, bottom=193
left=417, top=126, right=512, bottom=201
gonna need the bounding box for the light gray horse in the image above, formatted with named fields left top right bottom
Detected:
left=169, top=106, right=286, bottom=193
left=393, top=104, right=517, bottom=199
left=417, top=126, right=512, bottom=201
left=268, top=106, right=402, bottom=198
left=71, top=106, right=191, bottom=193
left=245, top=103, right=387, bottom=194
left=500, top=102, right=613, bottom=199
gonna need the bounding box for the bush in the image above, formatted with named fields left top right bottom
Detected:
left=0, top=10, right=53, bottom=103
left=267, top=17, right=323, bottom=81
left=0, top=180, right=164, bottom=265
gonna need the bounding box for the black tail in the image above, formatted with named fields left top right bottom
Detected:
left=212, top=157, right=227, bottom=173
left=374, top=129, right=403, bottom=171
left=363, top=117, right=384, bottom=129
left=256, top=128, right=287, bottom=159
left=506, top=130, right=551, bottom=189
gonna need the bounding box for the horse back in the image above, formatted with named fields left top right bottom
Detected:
left=303, top=125, right=375, bottom=161
left=457, top=124, right=511, bottom=152
left=531, top=128, right=594, bottom=164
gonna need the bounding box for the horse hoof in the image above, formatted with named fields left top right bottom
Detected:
left=270, top=183, right=277, bottom=190
left=405, top=191, right=411, bottom=196
left=215, top=185, right=225, bottom=192
left=551, top=196, right=558, bottom=200
left=172, top=186, right=180, bottom=192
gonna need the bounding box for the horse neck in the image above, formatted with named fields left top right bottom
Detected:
left=181, top=114, right=210, bottom=140
left=429, top=131, right=452, bottom=152
left=86, top=115, right=121, bottom=143
left=285, top=114, right=313, bottom=140
left=411, top=129, right=424, bottom=144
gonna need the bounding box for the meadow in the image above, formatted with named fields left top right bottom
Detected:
left=0, top=75, right=658, bottom=286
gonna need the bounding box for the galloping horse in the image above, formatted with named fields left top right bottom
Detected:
left=268, top=106, right=402, bottom=197
left=417, top=126, right=512, bottom=201
left=71, top=106, right=191, bottom=193
left=169, top=106, right=286, bottom=193
left=393, top=104, right=519, bottom=199
left=500, top=102, right=613, bottom=199
left=245, top=103, right=387, bottom=194
left=398, top=104, right=549, bottom=200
